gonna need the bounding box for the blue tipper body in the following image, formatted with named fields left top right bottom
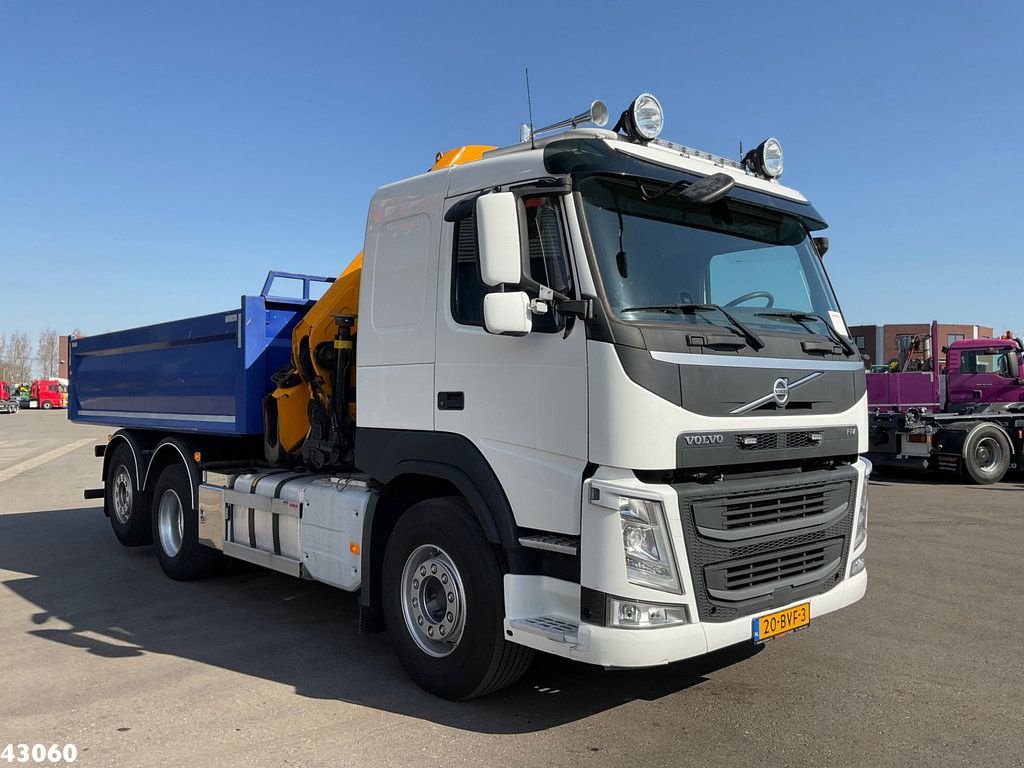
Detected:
left=68, top=272, right=333, bottom=436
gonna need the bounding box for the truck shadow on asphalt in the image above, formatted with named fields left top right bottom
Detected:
left=870, top=472, right=1023, bottom=491
left=1, top=507, right=762, bottom=733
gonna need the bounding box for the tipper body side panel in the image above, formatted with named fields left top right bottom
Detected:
left=69, top=296, right=309, bottom=435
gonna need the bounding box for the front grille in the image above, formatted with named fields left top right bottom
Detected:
left=718, top=487, right=830, bottom=530
left=693, top=480, right=851, bottom=538
left=675, top=465, right=856, bottom=622
left=705, top=539, right=844, bottom=600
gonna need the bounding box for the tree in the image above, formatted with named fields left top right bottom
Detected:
left=0, top=333, right=9, bottom=381
left=8, top=331, right=33, bottom=383
left=37, top=328, right=60, bottom=378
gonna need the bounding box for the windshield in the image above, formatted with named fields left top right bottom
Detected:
left=578, top=174, right=842, bottom=334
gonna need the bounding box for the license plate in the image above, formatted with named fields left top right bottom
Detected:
left=752, top=603, right=810, bottom=643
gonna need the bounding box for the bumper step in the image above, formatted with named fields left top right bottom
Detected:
left=509, top=616, right=579, bottom=644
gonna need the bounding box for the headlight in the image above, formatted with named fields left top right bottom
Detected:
left=617, top=93, right=664, bottom=142
left=743, top=137, right=784, bottom=179
left=618, top=496, right=681, bottom=593
left=854, top=491, right=868, bottom=549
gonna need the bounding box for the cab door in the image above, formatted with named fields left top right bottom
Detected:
left=434, top=191, right=588, bottom=536
left=949, top=346, right=1021, bottom=405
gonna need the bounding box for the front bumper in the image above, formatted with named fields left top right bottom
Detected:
left=504, top=568, right=866, bottom=668
left=503, top=457, right=870, bottom=667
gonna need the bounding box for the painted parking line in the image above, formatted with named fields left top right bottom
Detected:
left=0, top=437, right=98, bottom=484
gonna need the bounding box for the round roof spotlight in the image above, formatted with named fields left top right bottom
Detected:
left=744, top=137, right=784, bottom=179
left=615, top=93, right=664, bottom=142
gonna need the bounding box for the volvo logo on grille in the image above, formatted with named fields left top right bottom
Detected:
left=683, top=434, right=725, bottom=446
left=773, top=377, right=790, bottom=407
left=729, top=371, right=825, bottom=415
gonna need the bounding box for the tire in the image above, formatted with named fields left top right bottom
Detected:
left=42, top=401, right=53, bottom=410
left=151, top=463, right=222, bottom=580
left=105, top=443, right=152, bottom=546
left=962, top=424, right=1012, bottom=484
left=382, top=496, right=534, bottom=700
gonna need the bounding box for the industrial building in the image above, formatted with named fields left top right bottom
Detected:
left=847, top=323, right=994, bottom=368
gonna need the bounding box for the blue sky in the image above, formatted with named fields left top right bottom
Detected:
left=1, top=0, right=1022, bottom=344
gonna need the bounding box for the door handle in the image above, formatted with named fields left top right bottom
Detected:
left=437, top=391, right=465, bottom=411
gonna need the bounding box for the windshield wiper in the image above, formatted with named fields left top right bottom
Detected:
left=756, top=311, right=857, bottom=357
left=621, top=303, right=765, bottom=351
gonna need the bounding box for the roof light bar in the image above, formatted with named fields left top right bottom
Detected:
left=650, top=138, right=746, bottom=172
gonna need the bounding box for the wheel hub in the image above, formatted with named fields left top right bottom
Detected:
left=401, top=545, right=466, bottom=657
left=975, top=437, right=1001, bottom=472
left=157, top=489, right=184, bottom=557
left=112, top=466, right=132, bottom=524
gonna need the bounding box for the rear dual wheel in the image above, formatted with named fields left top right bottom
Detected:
left=151, top=464, right=222, bottom=580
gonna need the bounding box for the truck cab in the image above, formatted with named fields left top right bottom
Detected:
left=353, top=102, right=868, bottom=674
left=0, top=380, right=19, bottom=414
left=30, top=379, right=67, bottom=410
left=946, top=338, right=1024, bottom=410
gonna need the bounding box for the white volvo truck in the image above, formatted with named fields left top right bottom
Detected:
left=71, top=93, right=869, bottom=699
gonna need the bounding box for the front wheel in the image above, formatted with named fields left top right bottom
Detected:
left=151, top=464, right=222, bottom=580
left=41, top=401, right=53, bottom=410
left=962, top=424, right=1012, bottom=484
left=382, top=497, right=533, bottom=700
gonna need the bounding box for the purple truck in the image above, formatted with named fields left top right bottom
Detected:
left=866, top=321, right=1024, bottom=484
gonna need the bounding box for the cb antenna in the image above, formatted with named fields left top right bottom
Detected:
left=525, top=67, right=535, bottom=149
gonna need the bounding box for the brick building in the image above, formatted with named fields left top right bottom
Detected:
left=59, top=335, right=71, bottom=379
left=847, top=323, right=994, bottom=368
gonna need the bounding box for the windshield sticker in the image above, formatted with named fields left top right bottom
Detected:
left=828, top=311, right=849, bottom=336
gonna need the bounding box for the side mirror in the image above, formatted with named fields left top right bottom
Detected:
left=813, top=236, right=829, bottom=258
left=483, top=292, right=532, bottom=336
left=476, top=192, right=522, bottom=286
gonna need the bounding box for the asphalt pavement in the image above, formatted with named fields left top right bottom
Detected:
left=1, top=411, right=1022, bottom=767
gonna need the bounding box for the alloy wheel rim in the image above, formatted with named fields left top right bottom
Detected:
left=400, top=544, right=467, bottom=658
left=157, top=489, right=184, bottom=557
left=112, top=466, right=132, bottom=524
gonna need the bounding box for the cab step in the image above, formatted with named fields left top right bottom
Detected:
left=517, top=533, right=579, bottom=556
left=509, top=616, right=579, bottom=644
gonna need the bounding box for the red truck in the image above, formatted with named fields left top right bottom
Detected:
left=29, top=379, right=68, bottom=410
left=867, top=322, right=1024, bottom=483
left=0, top=381, right=19, bottom=414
